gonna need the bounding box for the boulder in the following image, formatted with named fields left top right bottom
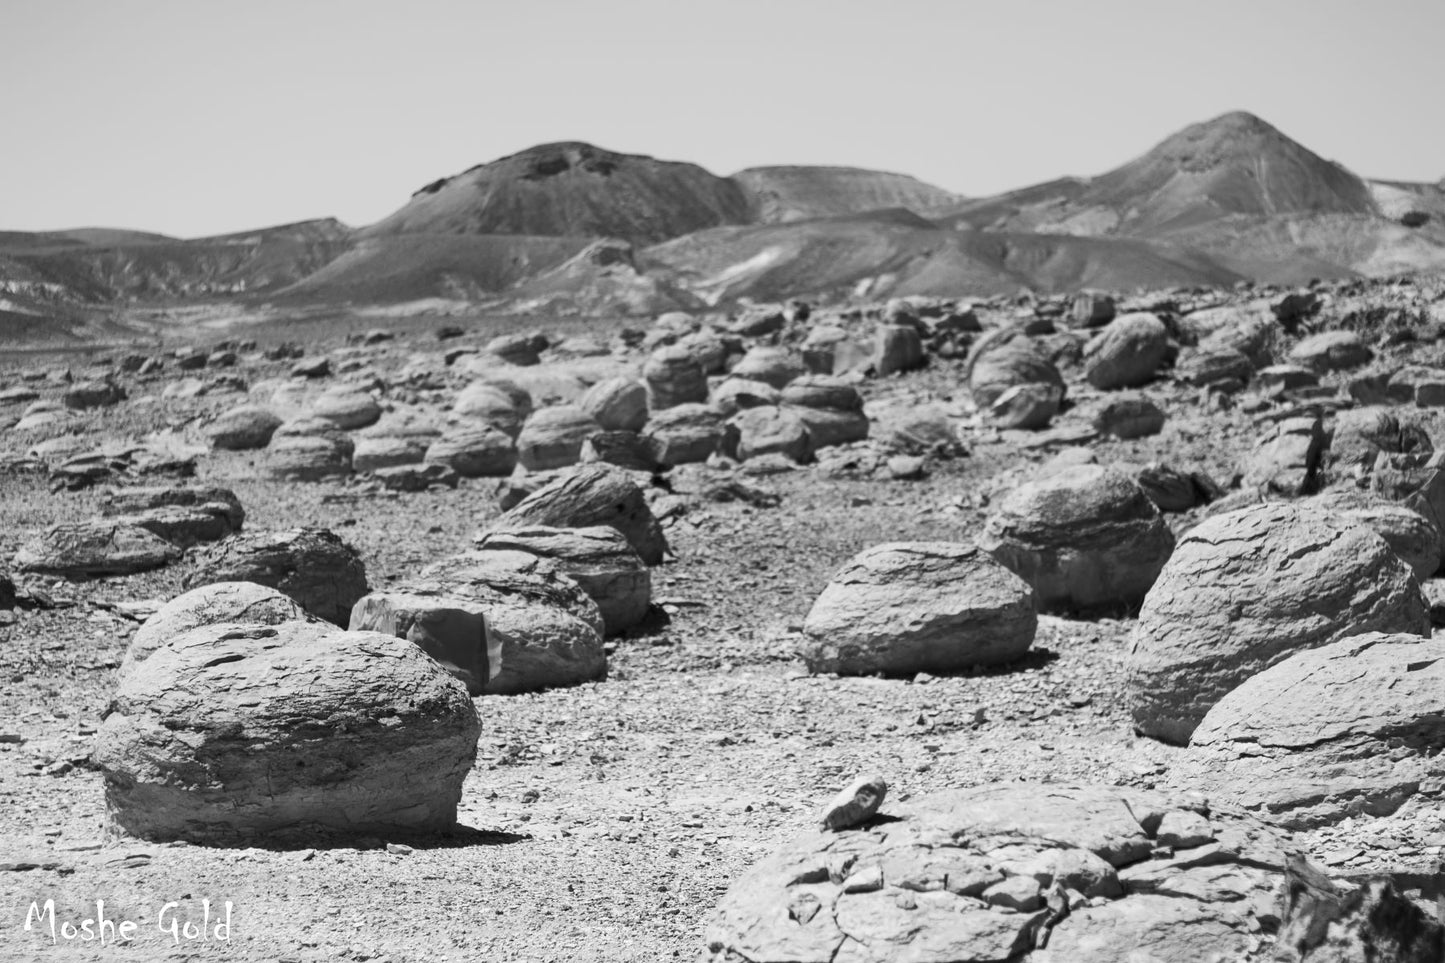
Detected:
left=1255, top=363, right=1319, bottom=397
left=474, top=525, right=651, bottom=635
left=711, top=378, right=780, bottom=416
left=969, top=340, right=1064, bottom=429
left=780, top=375, right=864, bottom=412
left=579, top=431, right=665, bottom=473
left=1090, top=394, right=1165, bottom=439
left=311, top=389, right=381, bottom=430
left=1082, top=312, right=1169, bottom=390
left=801, top=542, right=1036, bottom=675
left=1312, top=490, right=1441, bottom=581
left=424, top=424, right=517, bottom=477
left=205, top=405, right=282, bottom=450
left=13, top=521, right=181, bottom=577
left=184, top=528, right=369, bottom=626
left=92, top=621, right=479, bottom=843
left=493, top=464, right=667, bottom=565
left=872, top=324, right=925, bottom=376
left=643, top=345, right=708, bottom=410
left=348, top=590, right=498, bottom=695
left=644, top=403, right=734, bottom=465
left=515, top=405, right=599, bottom=471
left=1240, top=414, right=1324, bottom=496
left=352, top=433, right=430, bottom=473
left=732, top=406, right=813, bottom=463
left=1388, top=365, right=1445, bottom=407
left=705, top=782, right=1286, bottom=963
left=730, top=346, right=806, bottom=389
left=1178, top=633, right=1445, bottom=828
left=1327, top=407, right=1431, bottom=478
left=452, top=381, right=532, bottom=437
left=877, top=403, right=961, bottom=456
left=1068, top=290, right=1116, bottom=328
left=62, top=378, right=124, bottom=409
left=579, top=378, right=648, bottom=432
left=372, top=463, right=459, bottom=492
left=411, top=550, right=606, bottom=694
left=1289, top=331, right=1372, bottom=372
left=100, top=485, right=244, bottom=547
left=977, top=465, right=1173, bottom=613
left=790, top=405, right=870, bottom=449
left=1134, top=463, right=1220, bottom=514
left=486, top=333, right=540, bottom=365
left=1175, top=346, right=1253, bottom=389
left=676, top=329, right=730, bottom=374
left=267, top=432, right=353, bottom=481
left=1126, top=502, right=1429, bottom=744
left=120, top=581, right=313, bottom=680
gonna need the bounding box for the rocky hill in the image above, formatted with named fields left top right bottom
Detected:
left=732, top=166, right=963, bottom=223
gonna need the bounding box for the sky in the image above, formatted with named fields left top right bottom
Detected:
left=3, top=0, right=1443, bottom=238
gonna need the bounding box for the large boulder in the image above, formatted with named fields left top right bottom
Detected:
left=120, top=581, right=313, bottom=681
left=1082, top=312, right=1169, bottom=390
left=579, top=378, right=648, bottom=432
left=92, top=621, right=479, bottom=843
left=205, top=405, right=282, bottom=450
left=410, top=550, right=605, bottom=694
left=1327, top=407, right=1431, bottom=480
left=492, top=464, right=667, bottom=565
left=1126, top=502, right=1430, bottom=745
left=13, top=521, right=181, bottom=577
left=1177, top=633, right=1445, bottom=828
left=968, top=339, right=1064, bottom=429
left=643, top=345, right=708, bottom=410
left=515, top=405, right=599, bottom=471
left=474, top=525, right=651, bottom=636
left=1068, top=290, right=1116, bottom=328
left=977, top=466, right=1173, bottom=613
left=732, top=406, right=813, bottom=463
left=790, top=406, right=869, bottom=449
left=706, top=782, right=1286, bottom=963
left=267, top=418, right=355, bottom=481
left=644, top=403, right=734, bottom=465
left=1288, top=330, right=1372, bottom=372
left=348, top=590, right=498, bottom=695
left=424, top=423, right=517, bottom=477
left=184, top=528, right=369, bottom=626
left=711, top=378, right=781, bottom=416
left=801, top=542, right=1036, bottom=675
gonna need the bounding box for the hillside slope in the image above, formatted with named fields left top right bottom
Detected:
left=732, top=166, right=963, bottom=223
left=362, top=142, right=753, bottom=245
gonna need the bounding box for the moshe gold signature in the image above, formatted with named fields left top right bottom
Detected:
left=24, top=899, right=232, bottom=945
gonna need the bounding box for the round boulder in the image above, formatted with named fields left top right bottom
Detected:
left=1177, top=633, right=1445, bottom=828
left=1312, top=490, right=1441, bottom=581
left=644, top=403, right=733, bottom=465
left=801, top=542, right=1036, bottom=675
left=311, top=388, right=381, bottom=430
left=452, top=381, right=532, bottom=438
left=515, top=405, right=599, bottom=471
left=185, top=528, right=369, bottom=626
left=730, top=346, right=806, bottom=389
left=493, top=464, right=668, bottom=565
left=643, top=344, right=708, bottom=410
left=579, top=378, right=648, bottom=433
left=92, top=621, right=479, bottom=843
left=205, top=405, right=282, bottom=450
left=732, top=406, right=813, bottom=463
left=425, top=423, right=517, bottom=477
left=977, top=465, right=1174, bottom=614
left=1082, top=312, right=1169, bottom=390
left=1126, top=502, right=1430, bottom=745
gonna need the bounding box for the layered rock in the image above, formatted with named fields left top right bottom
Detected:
left=205, top=405, right=283, bottom=450
left=185, top=528, right=369, bottom=626
left=1127, top=502, right=1429, bottom=744
left=13, top=521, right=181, bottom=577
left=348, top=591, right=498, bottom=695
left=121, top=581, right=313, bottom=680
left=977, top=466, right=1173, bottom=613
left=1178, top=633, right=1445, bottom=828
left=801, top=542, right=1036, bottom=675
left=93, top=621, right=479, bottom=843
left=515, top=405, right=600, bottom=471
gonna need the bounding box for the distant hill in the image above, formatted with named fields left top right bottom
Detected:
left=944, top=112, right=1380, bottom=237
left=731, top=166, right=963, bottom=223
left=361, top=142, right=753, bottom=245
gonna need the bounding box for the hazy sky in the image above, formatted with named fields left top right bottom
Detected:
left=4, top=0, right=1442, bottom=237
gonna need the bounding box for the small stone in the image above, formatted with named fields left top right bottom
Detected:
left=820, top=774, right=888, bottom=831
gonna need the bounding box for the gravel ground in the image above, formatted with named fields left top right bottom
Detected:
left=3, top=307, right=1445, bottom=962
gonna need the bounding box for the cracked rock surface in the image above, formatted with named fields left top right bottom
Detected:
left=705, top=782, right=1286, bottom=963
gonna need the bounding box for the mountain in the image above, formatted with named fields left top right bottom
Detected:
left=732, top=167, right=963, bottom=223
left=944, top=112, right=1379, bottom=237
left=361, top=142, right=753, bottom=245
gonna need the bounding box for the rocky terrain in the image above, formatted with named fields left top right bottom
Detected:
left=5, top=111, right=1445, bottom=344
left=3, top=270, right=1445, bottom=961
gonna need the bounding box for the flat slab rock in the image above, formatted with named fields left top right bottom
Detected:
left=1176, top=632, right=1445, bottom=829
left=13, top=520, right=181, bottom=577
left=706, top=783, right=1287, bottom=963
